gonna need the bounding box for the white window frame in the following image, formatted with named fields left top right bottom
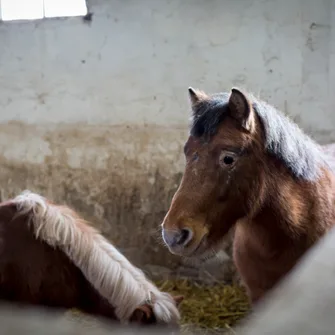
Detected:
left=0, top=0, right=88, bottom=22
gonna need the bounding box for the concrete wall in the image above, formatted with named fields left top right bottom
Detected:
left=0, top=0, right=334, bottom=278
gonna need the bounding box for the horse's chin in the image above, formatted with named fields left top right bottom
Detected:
left=183, top=236, right=228, bottom=263
left=189, top=245, right=219, bottom=262
left=169, top=235, right=218, bottom=262
left=167, top=233, right=207, bottom=258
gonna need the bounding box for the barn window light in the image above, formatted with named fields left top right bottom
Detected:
left=0, top=0, right=87, bottom=21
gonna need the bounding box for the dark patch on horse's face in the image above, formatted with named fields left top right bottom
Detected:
left=162, top=88, right=266, bottom=257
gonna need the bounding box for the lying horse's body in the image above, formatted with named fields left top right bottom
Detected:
left=161, top=87, right=335, bottom=304
left=0, top=191, right=181, bottom=326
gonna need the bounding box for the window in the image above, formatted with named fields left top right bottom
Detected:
left=0, top=0, right=87, bottom=21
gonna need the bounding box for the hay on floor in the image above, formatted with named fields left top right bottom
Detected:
left=155, top=279, right=250, bottom=334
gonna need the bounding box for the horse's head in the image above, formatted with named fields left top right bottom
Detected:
left=130, top=295, right=184, bottom=327
left=161, top=87, right=266, bottom=258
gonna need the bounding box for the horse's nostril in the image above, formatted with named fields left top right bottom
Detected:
left=177, top=228, right=193, bottom=246
left=162, top=228, right=193, bottom=248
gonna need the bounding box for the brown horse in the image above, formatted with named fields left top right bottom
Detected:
left=161, top=87, right=335, bottom=304
left=0, top=191, right=182, bottom=327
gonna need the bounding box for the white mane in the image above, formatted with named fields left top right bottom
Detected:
left=13, top=190, right=180, bottom=324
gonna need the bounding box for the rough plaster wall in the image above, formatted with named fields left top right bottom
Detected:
left=0, top=0, right=334, bottom=279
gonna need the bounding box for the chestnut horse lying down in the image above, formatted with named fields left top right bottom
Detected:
left=161, top=87, right=335, bottom=304
left=0, top=191, right=182, bottom=327
left=237, top=224, right=335, bottom=335
left=1, top=222, right=335, bottom=335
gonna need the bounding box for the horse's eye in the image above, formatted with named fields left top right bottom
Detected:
left=223, top=156, right=234, bottom=165
left=219, top=151, right=237, bottom=167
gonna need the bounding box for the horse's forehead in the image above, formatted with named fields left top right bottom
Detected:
left=187, top=123, right=246, bottom=150
left=185, top=136, right=211, bottom=155
left=214, top=121, right=253, bottom=148
left=186, top=135, right=205, bottom=147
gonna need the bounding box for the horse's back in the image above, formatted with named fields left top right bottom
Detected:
left=0, top=201, right=86, bottom=308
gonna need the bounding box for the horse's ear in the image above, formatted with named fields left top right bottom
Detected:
left=228, top=88, right=253, bottom=130
left=188, top=87, right=208, bottom=108
left=173, top=295, right=184, bottom=307
left=130, top=304, right=153, bottom=323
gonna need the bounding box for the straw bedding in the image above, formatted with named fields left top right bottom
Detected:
left=156, top=279, right=250, bottom=334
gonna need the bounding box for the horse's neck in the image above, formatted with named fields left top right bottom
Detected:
left=258, top=166, right=335, bottom=247
left=78, top=280, right=118, bottom=320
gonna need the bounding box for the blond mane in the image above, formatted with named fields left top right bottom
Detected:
left=13, top=190, right=179, bottom=323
